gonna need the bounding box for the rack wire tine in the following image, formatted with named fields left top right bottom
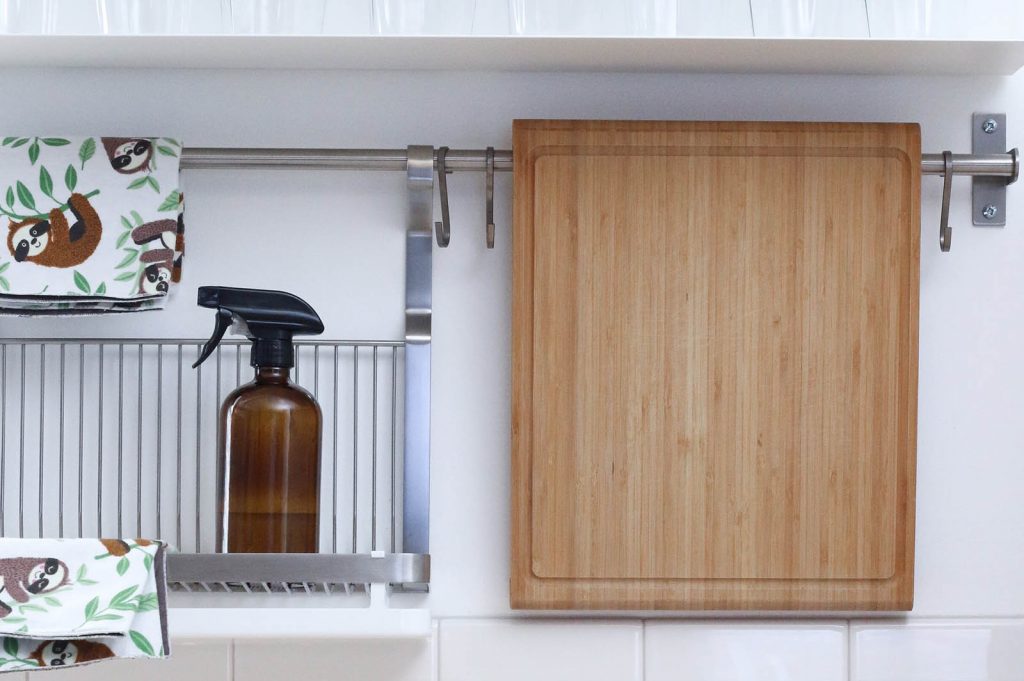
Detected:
left=117, top=344, right=124, bottom=537
left=176, top=344, right=183, bottom=549
left=1, top=345, right=5, bottom=536
left=332, top=345, right=339, bottom=553
left=19, top=344, right=25, bottom=537
left=156, top=345, right=163, bottom=539
left=97, top=346, right=104, bottom=535
left=38, top=345, right=45, bottom=535
left=372, top=346, right=378, bottom=551
left=391, top=346, right=397, bottom=553
left=58, top=344, right=65, bottom=538
left=78, top=345, right=84, bottom=536
left=195, top=344, right=202, bottom=552
left=137, top=343, right=144, bottom=536
left=352, top=345, right=359, bottom=553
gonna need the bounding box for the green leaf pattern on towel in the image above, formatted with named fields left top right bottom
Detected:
left=15, top=181, right=35, bottom=211
left=78, top=138, right=96, bottom=169
left=1, top=136, right=69, bottom=166
left=129, top=631, right=155, bottom=657
left=113, top=210, right=149, bottom=287
left=0, top=636, right=40, bottom=668
left=79, top=582, right=160, bottom=628
left=158, top=190, right=180, bottom=212
left=64, top=164, right=78, bottom=192
left=72, top=270, right=90, bottom=294
left=38, top=166, right=53, bottom=199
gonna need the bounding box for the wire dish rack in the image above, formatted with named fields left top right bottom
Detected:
left=0, top=145, right=444, bottom=602
left=0, top=337, right=428, bottom=594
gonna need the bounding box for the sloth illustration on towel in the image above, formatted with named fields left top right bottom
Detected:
left=0, top=556, right=70, bottom=617
left=131, top=211, right=184, bottom=296
left=6, top=193, right=103, bottom=268
left=30, top=639, right=116, bottom=667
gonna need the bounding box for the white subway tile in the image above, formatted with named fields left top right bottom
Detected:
left=852, top=620, right=1024, bottom=681
left=645, top=621, right=847, bottom=681
left=233, top=638, right=433, bottom=681
left=45, top=639, right=231, bottom=681
left=439, top=619, right=643, bottom=681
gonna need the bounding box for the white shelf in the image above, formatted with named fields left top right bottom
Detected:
left=169, top=607, right=432, bottom=639
left=0, top=35, right=1022, bottom=74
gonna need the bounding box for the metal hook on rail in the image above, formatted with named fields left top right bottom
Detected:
left=435, top=146, right=452, bottom=248
left=485, top=146, right=496, bottom=249
left=939, top=150, right=954, bottom=252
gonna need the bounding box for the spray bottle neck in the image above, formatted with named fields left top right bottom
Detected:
left=250, top=336, right=294, bottom=369
left=254, top=366, right=291, bottom=384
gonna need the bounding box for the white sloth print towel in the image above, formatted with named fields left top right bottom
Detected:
left=0, top=136, right=184, bottom=314
left=0, top=539, right=169, bottom=672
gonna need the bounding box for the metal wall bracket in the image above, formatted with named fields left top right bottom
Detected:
left=403, top=145, right=433, bottom=575
left=972, top=113, right=1018, bottom=226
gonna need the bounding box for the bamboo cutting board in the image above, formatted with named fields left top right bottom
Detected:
left=511, top=120, right=919, bottom=610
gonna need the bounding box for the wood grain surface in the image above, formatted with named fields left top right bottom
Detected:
left=511, top=120, right=919, bottom=610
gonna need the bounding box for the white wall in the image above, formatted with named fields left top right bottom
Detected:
left=0, top=65, right=1022, bottom=678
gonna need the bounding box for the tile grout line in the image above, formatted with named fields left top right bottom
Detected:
left=845, top=618, right=853, bottom=681
left=639, top=619, right=646, bottom=681
left=433, top=619, right=441, bottom=681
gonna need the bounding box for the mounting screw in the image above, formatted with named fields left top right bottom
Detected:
left=982, top=204, right=998, bottom=219
left=983, top=118, right=999, bottom=134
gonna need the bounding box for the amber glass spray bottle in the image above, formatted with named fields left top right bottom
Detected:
left=193, top=286, right=325, bottom=553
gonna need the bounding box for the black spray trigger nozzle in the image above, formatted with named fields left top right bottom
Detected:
left=192, top=286, right=324, bottom=370
left=193, top=308, right=233, bottom=369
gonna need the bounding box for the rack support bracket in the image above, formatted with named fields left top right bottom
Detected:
left=973, top=113, right=1016, bottom=227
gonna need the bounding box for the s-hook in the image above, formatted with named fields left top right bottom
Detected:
left=940, top=151, right=953, bottom=252
left=433, top=145, right=497, bottom=248
left=435, top=146, right=452, bottom=248
left=485, top=146, right=496, bottom=248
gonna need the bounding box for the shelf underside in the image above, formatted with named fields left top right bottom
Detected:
left=168, top=552, right=430, bottom=594
left=0, top=35, right=1021, bottom=74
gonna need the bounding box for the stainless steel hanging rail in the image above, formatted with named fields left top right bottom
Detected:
left=181, top=147, right=1016, bottom=177
left=921, top=152, right=1018, bottom=178
left=182, top=147, right=514, bottom=171
left=183, top=142, right=1021, bottom=254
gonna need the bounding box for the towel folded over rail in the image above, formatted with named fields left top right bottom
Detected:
left=0, top=539, right=169, bottom=672
left=0, top=136, right=184, bottom=314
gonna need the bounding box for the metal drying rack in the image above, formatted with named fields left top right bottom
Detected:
left=0, top=117, right=1018, bottom=597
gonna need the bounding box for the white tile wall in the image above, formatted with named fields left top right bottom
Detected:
left=645, top=621, right=848, bottom=681
left=233, top=637, right=434, bottom=681
left=851, top=619, right=1024, bottom=681
left=8, top=617, right=1024, bottom=680
left=439, top=619, right=643, bottom=681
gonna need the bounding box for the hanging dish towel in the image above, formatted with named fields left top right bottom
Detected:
left=0, top=136, right=184, bottom=314
left=0, top=539, right=169, bottom=672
